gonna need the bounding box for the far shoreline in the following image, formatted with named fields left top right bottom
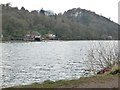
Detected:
left=0, top=39, right=118, bottom=42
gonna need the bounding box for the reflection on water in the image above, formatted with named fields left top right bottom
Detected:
left=0, top=41, right=117, bottom=88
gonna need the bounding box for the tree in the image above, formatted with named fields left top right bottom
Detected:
left=21, top=7, right=25, bottom=11
left=84, top=42, right=118, bottom=75
left=40, top=8, right=45, bottom=15
left=6, top=3, right=11, bottom=7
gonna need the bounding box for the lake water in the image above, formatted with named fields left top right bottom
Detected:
left=0, top=41, right=117, bottom=88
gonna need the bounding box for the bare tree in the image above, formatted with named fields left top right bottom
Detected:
left=85, top=41, right=119, bottom=75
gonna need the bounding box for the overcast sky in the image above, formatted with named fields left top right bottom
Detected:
left=0, top=0, right=119, bottom=23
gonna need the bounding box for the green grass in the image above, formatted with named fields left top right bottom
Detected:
left=2, top=74, right=118, bottom=89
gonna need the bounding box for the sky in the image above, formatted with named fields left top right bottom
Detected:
left=0, top=0, right=119, bottom=23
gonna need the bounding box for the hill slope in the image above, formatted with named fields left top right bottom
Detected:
left=1, top=4, right=119, bottom=40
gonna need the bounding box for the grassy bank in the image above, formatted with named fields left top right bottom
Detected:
left=2, top=74, right=119, bottom=89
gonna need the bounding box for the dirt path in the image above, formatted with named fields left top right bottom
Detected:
left=59, top=75, right=119, bottom=88
left=76, top=76, right=118, bottom=88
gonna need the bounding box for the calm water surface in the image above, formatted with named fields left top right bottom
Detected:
left=0, top=41, right=117, bottom=88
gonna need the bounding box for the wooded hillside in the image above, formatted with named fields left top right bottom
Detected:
left=1, top=4, right=119, bottom=40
